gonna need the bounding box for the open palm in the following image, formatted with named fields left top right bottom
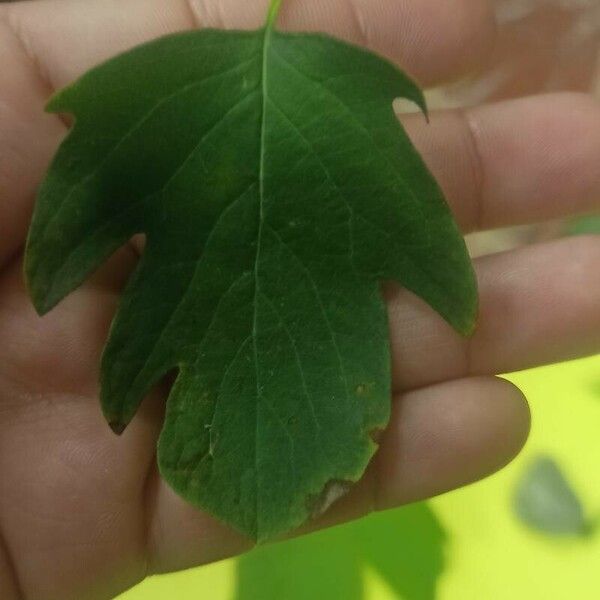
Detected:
left=0, top=1, right=598, bottom=599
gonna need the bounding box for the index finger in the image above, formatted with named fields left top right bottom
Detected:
left=3, top=0, right=496, bottom=90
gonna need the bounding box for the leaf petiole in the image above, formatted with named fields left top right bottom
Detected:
left=267, top=0, right=284, bottom=30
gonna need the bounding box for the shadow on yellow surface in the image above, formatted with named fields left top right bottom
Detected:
left=119, top=355, right=600, bottom=600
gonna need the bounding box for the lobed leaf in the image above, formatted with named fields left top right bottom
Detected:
left=26, top=3, right=477, bottom=540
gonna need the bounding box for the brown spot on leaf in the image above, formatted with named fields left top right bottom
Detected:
left=307, top=479, right=353, bottom=520
left=355, top=382, right=375, bottom=397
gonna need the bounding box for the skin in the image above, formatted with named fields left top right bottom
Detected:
left=0, top=0, right=598, bottom=598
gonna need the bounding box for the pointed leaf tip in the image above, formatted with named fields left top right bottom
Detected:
left=45, top=88, right=69, bottom=114
left=109, top=421, right=127, bottom=436
left=23, top=266, right=49, bottom=317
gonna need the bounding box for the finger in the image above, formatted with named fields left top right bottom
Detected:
left=0, top=16, right=65, bottom=268
left=400, top=92, right=600, bottom=232
left=3, top=0, right=495, bottom=90
left=146, top=375, right=529, bottom=572
left=321, top=375, right=530, bottom=524
left=388, top=235, right=600, bottom=390
left=373, top=376, right=530, bottom=509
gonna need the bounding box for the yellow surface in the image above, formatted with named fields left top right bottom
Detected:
left=121, top=355, right=600, bottom=600
left=430, top=357, right=600, bottom=600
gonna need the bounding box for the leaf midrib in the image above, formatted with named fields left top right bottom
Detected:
left=250, top=19, right=275, bottom=539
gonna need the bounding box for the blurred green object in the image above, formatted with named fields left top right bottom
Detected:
left=236, top=504, right=445, bottom=600
left=566, top=214, right=600, bottom=236
left=120, top=355, right=600, bottom=600
left=513, top=456, right=590, bottom=537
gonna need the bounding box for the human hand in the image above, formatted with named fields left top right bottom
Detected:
left=0, top=1, right=598, bottom=599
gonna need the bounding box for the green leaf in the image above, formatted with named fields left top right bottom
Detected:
left=25, top=0, right=477, bottom=541
left=514, top=456, right=590, bottom=537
